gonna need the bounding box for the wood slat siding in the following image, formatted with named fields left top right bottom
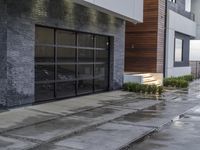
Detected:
left=125, top=0, right=165, bottom=73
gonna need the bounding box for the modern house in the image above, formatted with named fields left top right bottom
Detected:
left=0, top=0, right=143, bottom=107
left=165, top=0, right=196, bottom=77
left=190, top=0, right=200, bottom=78
left=125, top=0, right=196, bottom=84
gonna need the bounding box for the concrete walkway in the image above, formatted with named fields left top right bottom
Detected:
left=0, top=80, right=199, bottom=150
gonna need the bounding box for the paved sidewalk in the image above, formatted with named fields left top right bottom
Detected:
left=0, top=80, right=199, bottom=150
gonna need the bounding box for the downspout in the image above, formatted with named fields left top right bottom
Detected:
left=163, top=0, right=168, bottom=78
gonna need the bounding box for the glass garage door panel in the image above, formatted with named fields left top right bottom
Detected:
left=78, top=80, right=93, bottom=94
left=35, top=65, right=55, bottom=82
left=35, top=26, right=110, bottom=102
left=57, top=48, right=76, bottom=63
left=56, top=30, right=76, bottom=46
left=36, top=27, right=54, bottom=45
left=96, top=50, right=108, bottom=63
left=95, top=64, right=108, bottom=77
left=94, top=64, right=109, bottom=91
left=78, top=33, right=94, bottom=47
left=78, top=49, right=94, bottom=62
left=57, top=65, right=76, bottom=81
left=35, top=83, right=55, bottom=101
left=94, top=78, right=108, bottom=91
left=35, top=46, right=54, bottom=62
left=78, top=64, right=93, bottom=79
left=56, top=81, right=76, bottom=98
left=96, top=35, right=109, bottom=49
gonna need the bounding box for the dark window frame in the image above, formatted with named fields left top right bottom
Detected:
left=168, top=0, right=176, bottom=3
left=174, top=32, right=190, bottom=67
left=35, top=25, right=110, bottom=102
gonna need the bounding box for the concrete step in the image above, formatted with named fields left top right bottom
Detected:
left=137, top=73, right=152, bottom=78
left=143, top=76, right=155, bottom=82
left=143, top=80, right=161, bottom=86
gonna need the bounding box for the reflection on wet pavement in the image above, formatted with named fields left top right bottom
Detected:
left=0, top=80, right=199, bottom=150
left=132, top=106, right=200, bottom=150
left=114, top=102, right=196, bottom=128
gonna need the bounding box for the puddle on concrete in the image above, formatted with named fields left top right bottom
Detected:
left=75, top=107, right=117, bottom=118
left=130, top=101, right=200, bottom=150
left=70, top=106, right=94, bottom=113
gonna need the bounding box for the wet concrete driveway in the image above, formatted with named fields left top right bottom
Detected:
left=0, top=80, right=199, bottom=150
left=132, top=105, right=200, bottom=150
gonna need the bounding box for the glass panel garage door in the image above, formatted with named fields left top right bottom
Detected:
left=35, top=26, right=110, bottom=102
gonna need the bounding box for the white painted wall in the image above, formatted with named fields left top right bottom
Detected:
left=74, top=0, right=143, bottom=23
left=166, top=67, right=192, bottom=77
left=191, top=0, right=200, bottom=39
left=165, top=10, right=196, bottom=77
left=167, top=10, right=196, bottom=37
left=190, top=40, right=200, bottom=61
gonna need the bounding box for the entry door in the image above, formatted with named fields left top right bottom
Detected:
left=35, top=26, right=110, bottom=102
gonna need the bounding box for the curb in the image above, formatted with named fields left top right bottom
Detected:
left=118, top=105, right=198, bottom=150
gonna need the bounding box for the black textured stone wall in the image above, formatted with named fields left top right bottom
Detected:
left=1, top=0, right=125, bottom=107
left=0, top=0, right=7, bottom=107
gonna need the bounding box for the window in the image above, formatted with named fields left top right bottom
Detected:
left=175, top=38, right=183, bottom=62
left=168, top=0, right=176, bottom=3
left=185, top=0, right=191, bottom=12
left=35, top=26, right=110, bottom=102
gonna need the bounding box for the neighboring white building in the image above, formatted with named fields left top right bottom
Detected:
left=190, top=0, right=200, bottom=62
left=190, top=40, right=200, bottom=61
left=165, top=0, right=196, bottom=77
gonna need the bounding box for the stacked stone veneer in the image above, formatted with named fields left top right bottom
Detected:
left=0, top=0, right=125, bottom=107
left=0, top=0, right=7, bottom=107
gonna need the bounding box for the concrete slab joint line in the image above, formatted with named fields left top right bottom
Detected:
left=4, top=101, right=161, bottom=149
left=0, top=91, right=158, bottom=134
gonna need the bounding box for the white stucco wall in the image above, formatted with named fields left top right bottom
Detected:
left=165, top=10, right=196, bottom=77
left=74, top=0, right=143, bottom=23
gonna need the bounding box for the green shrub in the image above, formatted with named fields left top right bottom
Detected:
left=123, top=83, right=163, bottom=95
left=147, top=85, right=152, bottom=94
left=158, top=86, right=164, bottom=95
left=179, top=75, right=194, bottom=82
left=163, top=75, right=191, bottom=88
left=151, top=85, right=158, bottom=94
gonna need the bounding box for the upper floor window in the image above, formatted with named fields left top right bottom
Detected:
left=185, top=0, right=191, bottom=12
left=168, top=0, right=176, bottom=3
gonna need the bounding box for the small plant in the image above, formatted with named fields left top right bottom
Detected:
left=151, top=85, right=157, bottom=94
left=163, top=75, right=192, bottom=88
left=158, top=86, right=164, bottom=95
left=123, top=83, right=163, bottom=95
left=147, top=85, right=152, bottom=94
left=180, top=75, right=194, bottom=82
left=141, top=84, right=148, bottom=93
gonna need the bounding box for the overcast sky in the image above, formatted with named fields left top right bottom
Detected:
left=190, top=40, right=200, bottom=61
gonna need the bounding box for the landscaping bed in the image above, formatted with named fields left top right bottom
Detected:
left=123, top=75, right=194, bottom=95
left=163, top=75, right=194, bottom=88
